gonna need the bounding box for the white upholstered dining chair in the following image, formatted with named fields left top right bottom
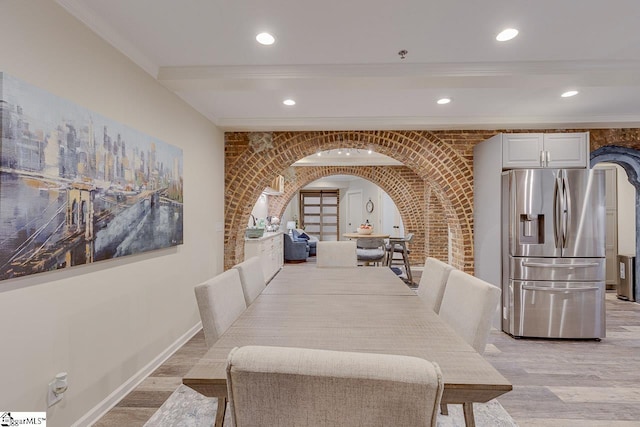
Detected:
left=417, top=257, right=454, bottom=313
left=316, top=241, right=357, bottom=267
left=226, top=345, right=444, bottom=427
left=437, top=269, right=501, bottom=416
left=232, top=256, right=266, bottom=306
left=438, top=270, right=501, bottom=354
left=194, top=268, right=247, bottom=348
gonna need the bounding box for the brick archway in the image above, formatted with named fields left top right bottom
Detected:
left=225, top=131, right=475, bottom=271
left=268, top=165, right=428, bottom=264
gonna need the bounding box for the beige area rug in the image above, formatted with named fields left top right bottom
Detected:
left=144, top=384, right=518, bottom=426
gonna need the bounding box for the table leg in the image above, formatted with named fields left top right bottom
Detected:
left=440, top=403, right=449, bottom=415
left=462, top=402, right=476, bottom=427
left=215, top=397, right=227, bottom=427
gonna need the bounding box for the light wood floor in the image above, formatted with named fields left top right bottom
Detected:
left=95, top=262, right=640, bottom=426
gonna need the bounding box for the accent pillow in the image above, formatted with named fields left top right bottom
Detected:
left=291, top=229, right=300, bottom=239
left=298, top=232, right=310, bottom=240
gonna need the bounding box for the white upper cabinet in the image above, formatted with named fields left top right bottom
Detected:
left=502, top=132, right=589, bottom=169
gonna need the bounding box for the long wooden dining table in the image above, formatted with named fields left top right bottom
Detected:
left=183, top=266, right=512, bottom=427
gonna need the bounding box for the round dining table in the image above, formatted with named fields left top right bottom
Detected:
left=342, top=232, right=390, bottom=239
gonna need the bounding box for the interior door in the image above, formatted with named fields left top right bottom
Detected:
left=346, top=191, right=363, bottom=234
left=596, top=165, right=619, bottom=288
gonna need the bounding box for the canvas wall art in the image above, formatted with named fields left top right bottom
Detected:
left=0, top=72, right=183, bottom=281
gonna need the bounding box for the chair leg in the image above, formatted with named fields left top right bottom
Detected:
left=440, top=403, right=448, bottom=415
left=402, top=244, right=412, bottom=283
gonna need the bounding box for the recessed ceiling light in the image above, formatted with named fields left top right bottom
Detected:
left=437, top=98, right=451, bottom=105
left=256, top=32, right=275, bottom=45
left=282, top=99, right=296, bottom=106
left=496, top=28, right=519, bottom=42
left=561, top=90, right=579, bottom=98
left=317, top=151, right=322, bottom=156
left=368, top=149, right=373, bottom=154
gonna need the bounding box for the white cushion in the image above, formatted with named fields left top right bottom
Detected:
left=194, top=269, right=247, bottom=348
left=439, top=270, right=501, bottom=354
left=232, top=256, right=266, bottom=305
left=417, top=257, right=454, bottom=313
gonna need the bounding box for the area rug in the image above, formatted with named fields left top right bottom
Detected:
left=144, top=384, right=518, bottom=426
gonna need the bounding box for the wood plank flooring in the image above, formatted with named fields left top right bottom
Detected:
left=95, top=262, right=640, bottom=426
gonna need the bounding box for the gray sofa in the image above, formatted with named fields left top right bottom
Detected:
left=283, top=233, right=309, bottom=262
left=292, top=229, right=318, bottom=256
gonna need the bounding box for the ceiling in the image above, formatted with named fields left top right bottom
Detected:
left=58, top=0, right=640, bottom=131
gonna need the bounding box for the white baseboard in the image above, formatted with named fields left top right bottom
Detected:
left=72, top=322, right=203, bottom=427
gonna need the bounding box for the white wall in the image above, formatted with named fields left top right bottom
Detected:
left=338, top=178, right=380, bottom=236
left=0, top=2, right=224, bottom=426
left=250, top=193, right=269, bottom=227
left=616, top=164, right=637, bottom=255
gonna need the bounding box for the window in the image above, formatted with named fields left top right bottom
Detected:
left=300, top=190, right=339, bottom=241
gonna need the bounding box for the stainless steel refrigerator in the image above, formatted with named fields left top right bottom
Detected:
left=502, top=169, right=606, bottom=339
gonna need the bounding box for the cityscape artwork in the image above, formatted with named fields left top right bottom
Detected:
left=0, top=73, right=183, bottom=281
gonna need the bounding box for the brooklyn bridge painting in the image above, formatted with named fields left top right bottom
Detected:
left=0, top=73, right=184, bottom=282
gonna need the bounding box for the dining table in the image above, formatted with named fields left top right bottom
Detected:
left=342, top=232, right=390, bottom=239
left=183, top=266, right=512, bottom=427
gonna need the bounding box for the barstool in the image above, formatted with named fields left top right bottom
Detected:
left=386, top=233, right=414, bottom=283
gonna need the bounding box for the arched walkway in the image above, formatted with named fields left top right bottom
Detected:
left=591, top=145, right=640, bottom=301
left=268, top=165, right=428, bottom=265
left=224, top=131, right=474, bottom=271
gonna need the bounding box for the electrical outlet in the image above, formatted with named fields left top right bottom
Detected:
left=47, top=372, right=68, bottom=407
left=47, top=381, right=63, bottom=407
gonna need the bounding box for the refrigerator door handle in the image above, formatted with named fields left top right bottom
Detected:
left=553, top=176, right=563, bottom=248
left=522, top=262, right=600, bottom=268
left=562, top=175, right=572, bottom=249
left=522, top=285, right=600, bottom=293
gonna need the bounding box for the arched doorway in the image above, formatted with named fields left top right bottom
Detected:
left=224, top=130, right=476, bottom=271
left=591, top=145, right=640, bottom=302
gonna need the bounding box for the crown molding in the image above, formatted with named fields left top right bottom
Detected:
left=56, top=0, right=159, bottom=78
left=214, top=115, right=640, bottom=132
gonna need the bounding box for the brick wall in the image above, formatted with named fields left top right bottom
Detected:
left=225, top=129, right=640, bottom=272
left=268, top=165, right=427, bottom=265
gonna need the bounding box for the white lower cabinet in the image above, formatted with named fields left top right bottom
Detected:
left=244, top=232, right=283, bottom=282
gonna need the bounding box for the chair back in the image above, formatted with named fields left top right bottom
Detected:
left=356, top=238, right=386, bottom=264
left=226, top=346, right=443, bottom=427
left=356, top=237, right=384, bottom=249
left=316, top=241, right=357, bottom=267
left=417, top=257, right=454, bottom=313
left=194, top=269, right=247, bottom=348
left=232, top=256, right=266, bottom=306
left=438, top=270, right=501, bottom=354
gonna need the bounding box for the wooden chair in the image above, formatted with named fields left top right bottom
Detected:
left=194, top=269, right=247, bottom=348
left=232, top=256, right=266, bottom=306
left=226, top=345, right=444, bottom=427
left=437, top=269, right=501, bottom=417
left=387, top=233, right=414, bottom=283
left=417, top=257, right=454, bottom=313
left=316, top=241, right=357, bottom=267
